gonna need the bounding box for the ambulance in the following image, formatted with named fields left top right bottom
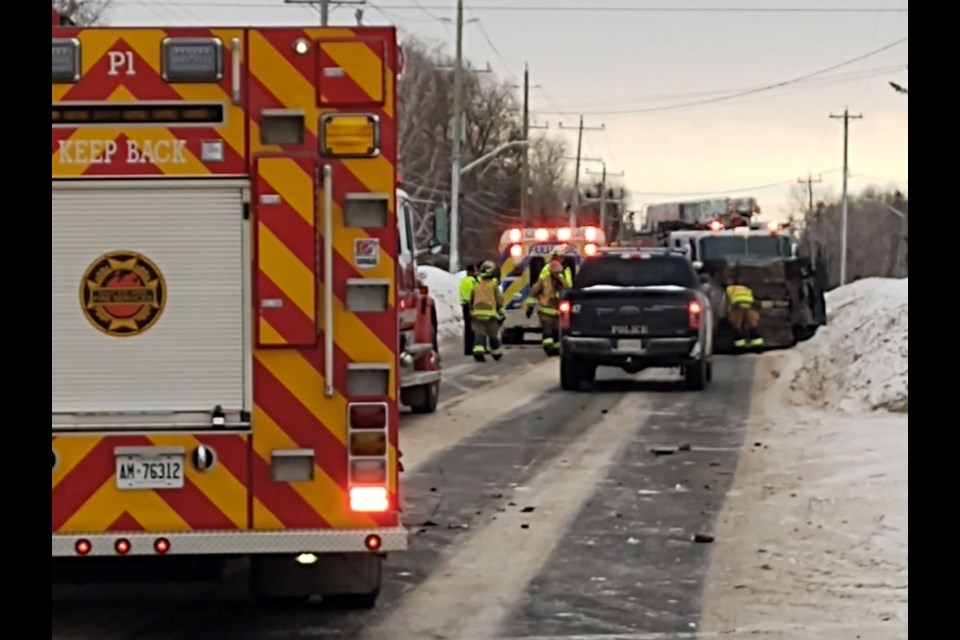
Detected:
left=497, top=226, right=606, bottom=343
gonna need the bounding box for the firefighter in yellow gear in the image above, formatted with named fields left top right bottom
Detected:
left=458, top=263, right=479, bottom=356
left=469, top=261, right=505, bottom=362
left=725, top=281, right=764, bottom=348
left=525, top=259, right=567, bottom=356
left=538, top=251, right=574, bottom=288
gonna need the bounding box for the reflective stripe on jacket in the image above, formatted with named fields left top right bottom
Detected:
left=458, top=275, right=477, bottom=305
left=526, top=274, right=564, bottom=316
left=470, top=278, right=502, bottom=319
left=538, top=264, right=573, bottom=288
left=726, top=284, right=755, bottom=306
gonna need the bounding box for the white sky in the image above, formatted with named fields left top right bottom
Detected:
left=105, top=0, right=908, bottom=221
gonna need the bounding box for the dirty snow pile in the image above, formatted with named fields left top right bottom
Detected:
left=418, top=265, right=464, bottom=342
left=791, top=277, right=907, bottom=413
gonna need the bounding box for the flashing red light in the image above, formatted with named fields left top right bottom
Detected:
left=365, top=534, right=382, bottom=551
left=509, top=243, right=523, bottom=258
left=348, top=403, right=387, bottom=430
left=154, top=538, right=170, bottom=554
left=556, top=227, right=572, bottom=241
left=584, top=226, right=598, bottom=241
left=708, top=220, right=723, bottom=232
left=508, top=228, right=522, bottom=243
left=115, top=538, right=131, bottom=555
left=688, top=300, right=703, bottom=330
left=766, top=221, right=779, bottom=232
left=534, top=228, right=549, bottom=241
left=75, top=539, right=91, bottom=555
left=558, top=300, right=571, bottom=330
left=583, top=243, right=598, bottom=256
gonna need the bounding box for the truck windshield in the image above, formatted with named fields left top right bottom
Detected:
left=575, top=257, right=698, bottom=289
left=699, top=235, right=790, bottom=261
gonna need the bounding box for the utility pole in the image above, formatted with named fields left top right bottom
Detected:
left=512, top=64, right=545, bottom=226
left=830, top=108, right=863, bottom=286
left=448, top=0, right=465, bottom=273
left=559, top=116, right=604, bottom=227
left=797, top=172, right=823, bottom=215
left=586, top=162, right=624, bottom=236
left=284, top=0, right=366, bottom=27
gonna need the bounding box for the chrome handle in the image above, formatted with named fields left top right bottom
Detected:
left=231, top=38, right=241, bottom=105
left=323, top=164, right=334, bottom=398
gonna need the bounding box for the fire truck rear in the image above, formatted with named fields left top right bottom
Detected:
left=52, top=16, right=406, bottom=607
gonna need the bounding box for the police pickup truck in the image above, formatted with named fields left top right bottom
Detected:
left=557, top=248, right=714, bottom=391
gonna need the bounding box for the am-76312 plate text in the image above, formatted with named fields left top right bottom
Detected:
left=115, top=454, right=184, bottom=490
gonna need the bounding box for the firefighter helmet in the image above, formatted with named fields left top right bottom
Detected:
left=480, top=260, right=497, bottom=277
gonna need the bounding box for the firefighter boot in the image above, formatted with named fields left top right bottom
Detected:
left=734, top=338, right=747, bottom=348
left=472, top=338, right=488, bottom=362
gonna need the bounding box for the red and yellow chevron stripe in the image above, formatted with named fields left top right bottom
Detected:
left=52, top=26, right=401, bottom=536
left=52, top=27, right=247, bottom=177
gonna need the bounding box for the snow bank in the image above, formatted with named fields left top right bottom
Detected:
left=418, top=265, right=465, bottom=342
left=790, top=277, right=907, bottom=413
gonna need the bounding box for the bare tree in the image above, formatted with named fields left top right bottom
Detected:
left=396, top=37, right=572, bottom=268
left=54, top=0, right=113, bottom=25
left=797, top=186, right=907, bottom=289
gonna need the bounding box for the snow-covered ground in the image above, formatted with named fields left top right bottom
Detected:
left=418, top=265, right=465, bottom=343
left=791, top=277, right=908, bottom=413
left=700, top=278, right=908, bottom=638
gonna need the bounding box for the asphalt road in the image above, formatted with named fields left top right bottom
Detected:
left=53, top=341, right=756, bottom=640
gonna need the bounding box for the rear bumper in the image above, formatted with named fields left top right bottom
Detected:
left=52, top=526, right=409, bottom=557
left=562, top=336, right=701, bottom=365
left=501, top=308, right=541, bottom=332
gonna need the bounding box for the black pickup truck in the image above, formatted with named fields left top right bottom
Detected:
left=558, top=249, right=714, bottom=391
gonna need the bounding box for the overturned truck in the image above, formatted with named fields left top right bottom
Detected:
left=666, top=224, right=827, bottom=352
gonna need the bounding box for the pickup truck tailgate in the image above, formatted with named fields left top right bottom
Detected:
left=569, top=286, right=694, bottom=337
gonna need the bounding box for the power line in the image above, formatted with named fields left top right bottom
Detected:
left=630, top=169, right=842, bottom=197
left=540, top=37, right=907, bottom=116
left=117, top=2, right=907, bottom=13
left=542, top=64, right=905, bottom=113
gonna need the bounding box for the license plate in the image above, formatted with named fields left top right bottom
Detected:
left=617, top=339, right=645, bottom=352
left=115, top=450, right=185, bottom=490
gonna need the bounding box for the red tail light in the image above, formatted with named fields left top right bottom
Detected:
left=348, top=403, right=387, bottom=430
left=688, top=300, right=703, bottom=329
left=708, top=220, right=723, bottom=231
left=350, top=486, right=389, bottom=512
left=583, top=243, right=598, bottom=256
left=584, top=226, right=598, bottom=241
left=558, top=300, right=571, bottom=330
left=508, top=228, right=522, bottom=243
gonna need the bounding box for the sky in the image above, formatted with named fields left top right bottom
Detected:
left=104, top=0, right=908, bottom=222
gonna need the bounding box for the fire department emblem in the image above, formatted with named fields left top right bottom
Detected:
left=79, top=251, right=167, bottom=337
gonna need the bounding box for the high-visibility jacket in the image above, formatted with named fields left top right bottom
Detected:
left=726, top=284, right=755, bottom=307
left=525, top=274, right=565, bottom=316
left=470, top=278, right=503, bottom=319
left=539, top=264, right=573, bottom=288
left=459, top=275, right=477, bottom=305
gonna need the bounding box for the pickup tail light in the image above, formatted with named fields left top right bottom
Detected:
left=583, top=243, right=598, bottom=256
left=558, top=299, right=571, bottom=330
left=688, top=300, right=703, bottom=330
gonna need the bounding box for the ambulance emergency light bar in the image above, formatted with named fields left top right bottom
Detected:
left=52, top=103, right=225, bottom=126
left=506, top=226, right=601, bottom=243
left=52, top=37, right=224, bottom=84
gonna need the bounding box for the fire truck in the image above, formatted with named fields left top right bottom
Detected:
left=498, top=226, right=606, bottom=343
left=51, top=12, right=426, bottom=607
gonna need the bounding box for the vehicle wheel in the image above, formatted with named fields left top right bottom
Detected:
left=560, top=355, right=586, bottom=391
left=583, top=363, right=597, bottom=382
left=705, top=360, right=713, bottom=383
left=684, top=357, right=708, bottom=391
left=403, top=381, right=439, bottom=414
left=501, top=329, right=519, bottom=345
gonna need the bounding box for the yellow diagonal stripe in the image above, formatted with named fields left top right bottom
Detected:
left=257, top=224, right=316, bottom=321
left=304, top=27, right=395, bottom=119
left=254, top=349, right=348, bottom=446
left=251, top=406, right=376, bottom=530
left=147, top=434, right=248, bottom=529
left=52, top=436, right=101, bottom=490
left=52, top=29, right=119, bottom=101
left=60, top=477, right=190, bottom=533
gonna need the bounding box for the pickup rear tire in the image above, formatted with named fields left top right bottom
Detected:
left=560, top=355, right=587, bottom=391
left=684, top=357, right=708, bottom=391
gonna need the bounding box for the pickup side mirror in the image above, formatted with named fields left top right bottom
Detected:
left=691, top=260, right=704, bottom=272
